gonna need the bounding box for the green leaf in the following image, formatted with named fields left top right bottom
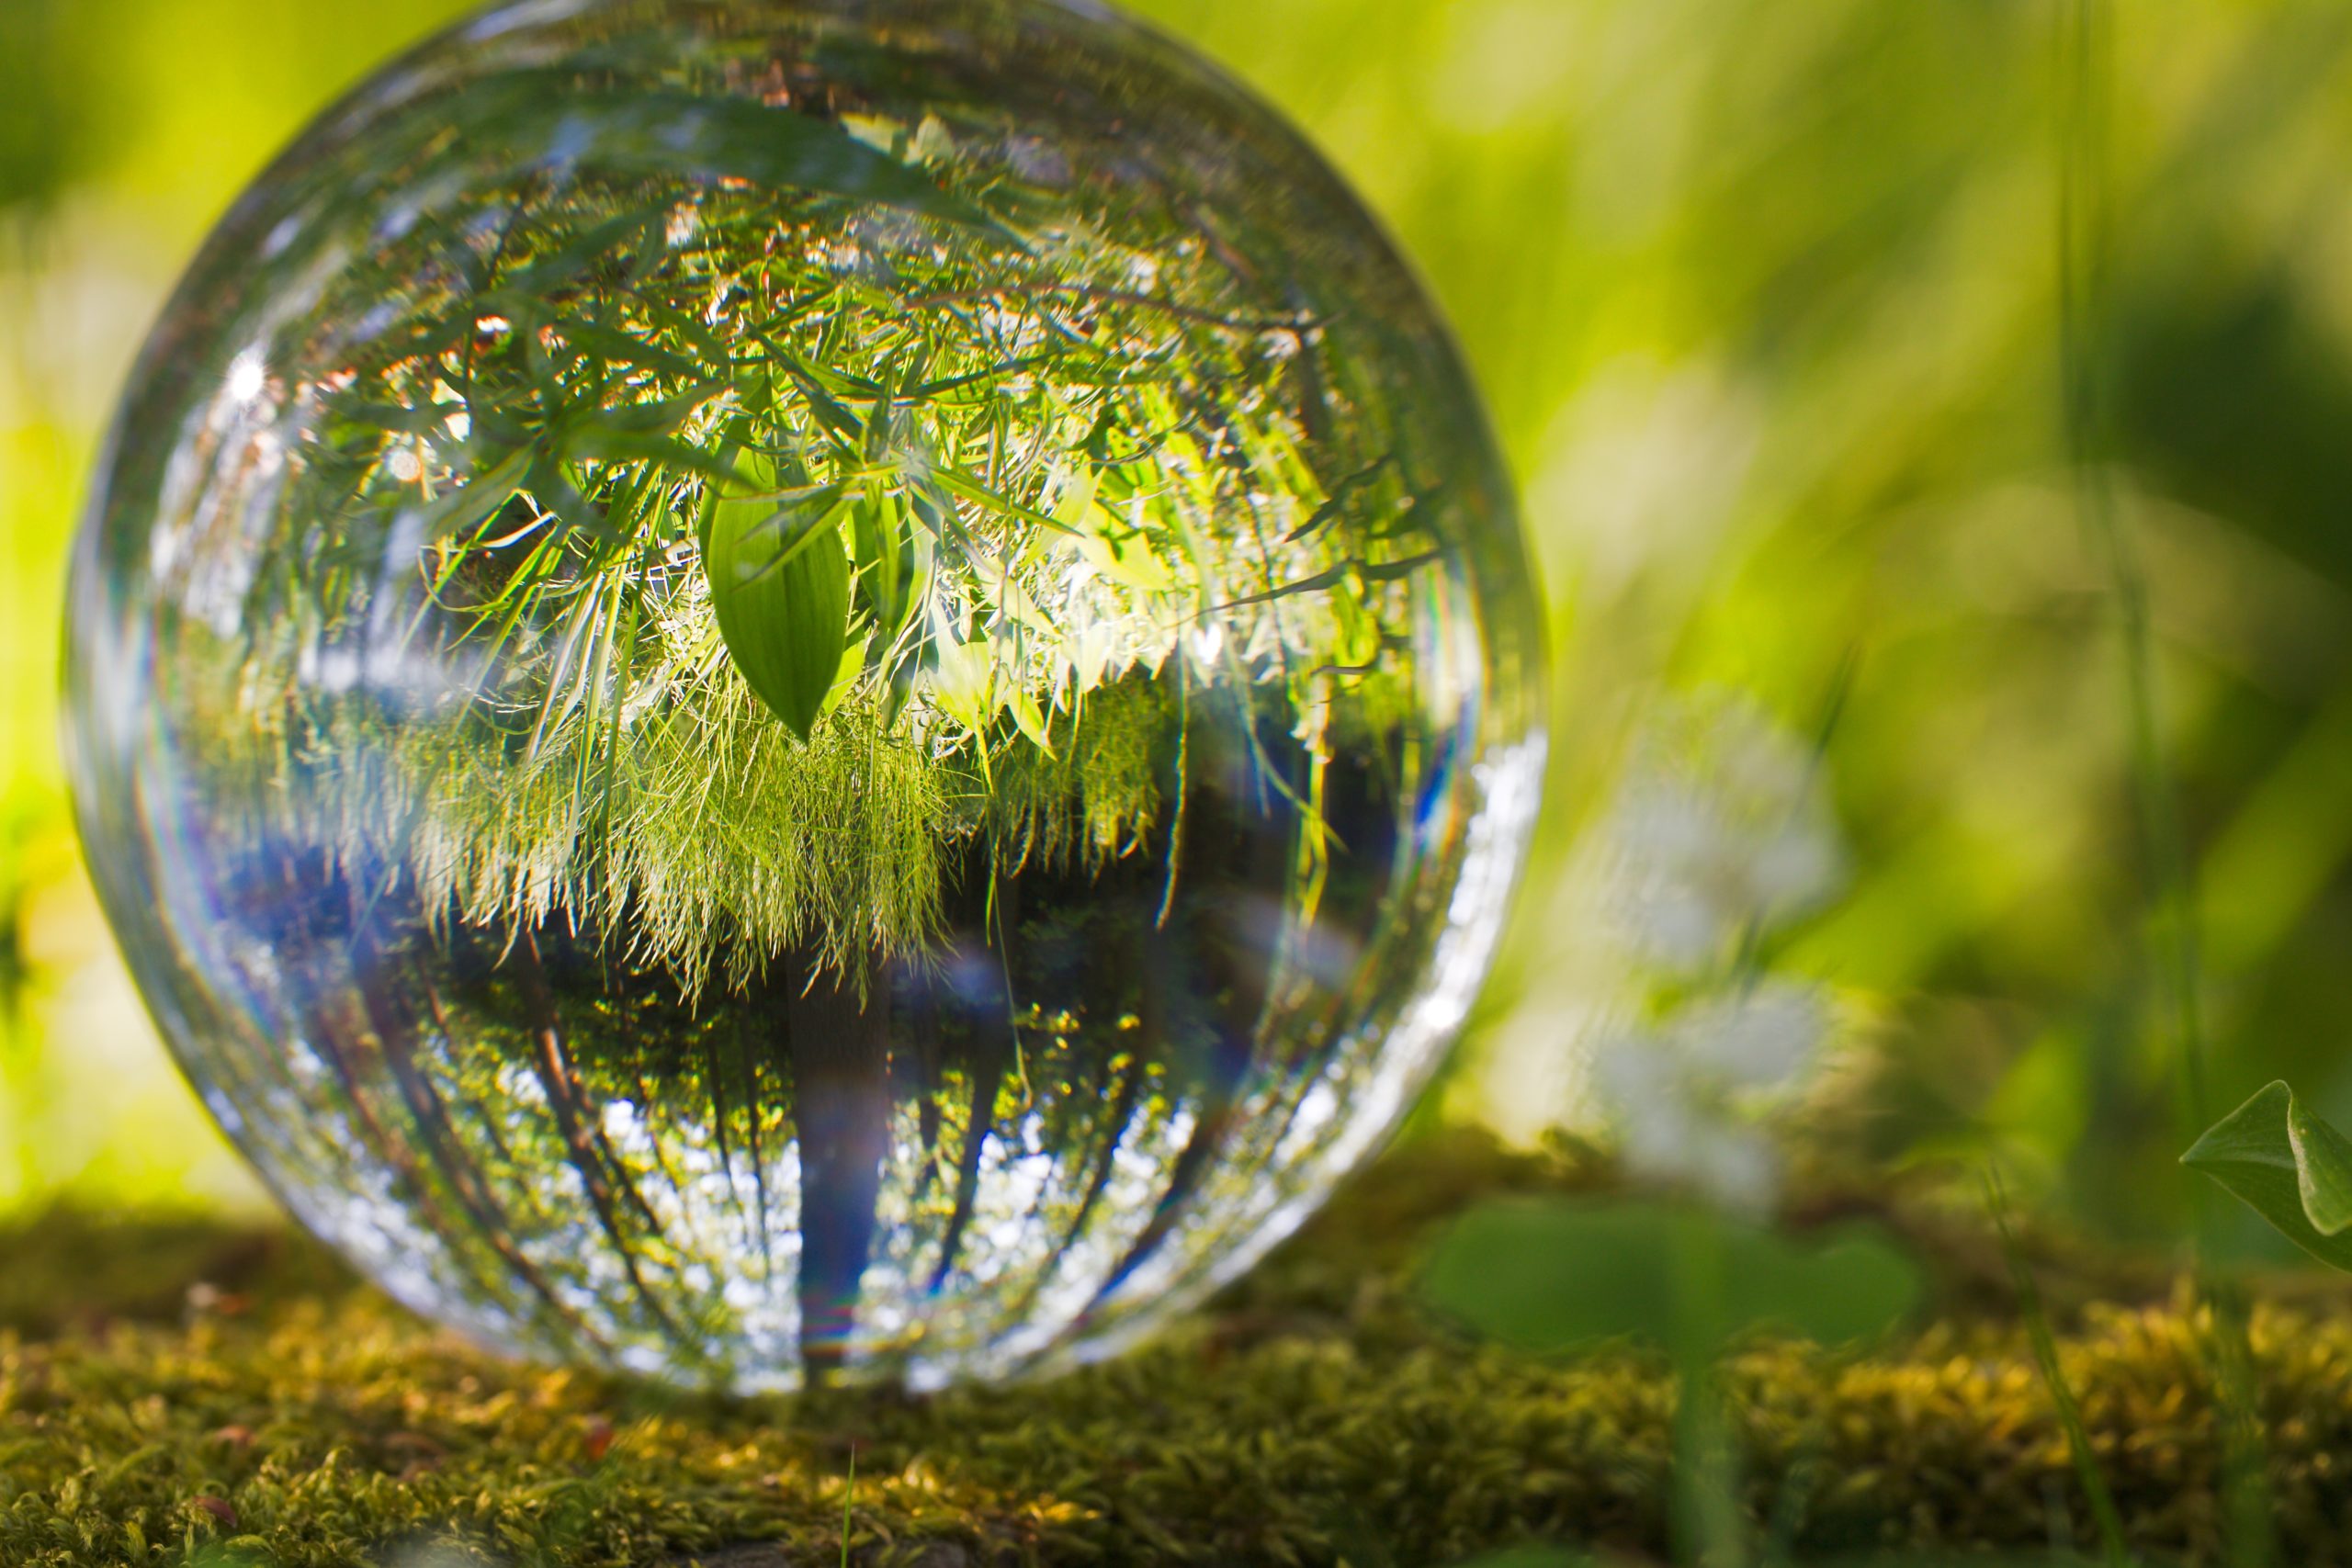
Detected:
left=2291, top=1093, right=2352, bottom=1235
left=1049, top=464, right=1099, bottom=529
left=819, top=630, right=872, bottom=723
left=930, top=464, right=1080, bottom=537
left=863, top=349, right=908, bottom=463
left=523, top=451, right=612, bottom=547
left=416, top=445, right=537, bottom=541
left=557, top=319, right=704, bottom=382
left=705, top=455, right=853, bottom=741
left=501, top=208, right=662, bottom=299
left=770, top=348, right=866, bottom=444
left=850, top=491, right=920, bottom=640
left=560, top=427, right=739, bottom=485
left=633, top=295, right=738, bottom=380
left=926, top=633, right=994, bottom=735
left=1421, top=1198, right=1922, bottom=1354
left=1283, top=456, right=1388, bottom=543
left=487, top=79, right=1016, bottom=240
left=334, top=400, right=447, bottom=436
left=2184, top=1080, right=2352, bottom=1268
left=1005, top=683, right=1056, bottom=756
left=1074, top=515, right=1176, bottom=593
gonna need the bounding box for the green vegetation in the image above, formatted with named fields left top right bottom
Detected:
left=6, top=1133, right=2352, bottom=1568
left=198, top=79, right=1434, bottom=993
left=17, top=0, right=2352, bottom=1560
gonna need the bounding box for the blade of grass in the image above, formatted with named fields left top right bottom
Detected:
left=1984, top=1168, right=2130, bottom=1568
left=841, top=1445, right=856, bottom=1568
left=2053, top=1, right=2273, bottom=1558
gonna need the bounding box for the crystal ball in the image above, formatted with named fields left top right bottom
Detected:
left=64, top=0, right=1544, bottom=1391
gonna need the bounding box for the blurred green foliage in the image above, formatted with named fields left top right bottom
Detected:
left=9, top=0, right=2352, bottom=1272
left=1422, top=1197, right=1922, bottom=1354
left=0, top=1, right=116, bottom=216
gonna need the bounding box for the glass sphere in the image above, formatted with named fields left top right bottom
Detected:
left=64, top=0, right=1544, bottom=1391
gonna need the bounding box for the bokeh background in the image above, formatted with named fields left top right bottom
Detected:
left=6, top=0, right=2352, bottom=1262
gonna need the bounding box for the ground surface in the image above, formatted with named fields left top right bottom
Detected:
left=5, top=1133, right=2351, bottom=1567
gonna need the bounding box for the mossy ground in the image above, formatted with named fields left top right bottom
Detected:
left=5, top=1133, right=2350, bottom=1568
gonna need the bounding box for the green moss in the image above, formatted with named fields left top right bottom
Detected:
left=4, top=1135, right=2350, bottom=1567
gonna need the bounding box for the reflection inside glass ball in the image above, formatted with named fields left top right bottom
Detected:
left=66, top=0, right=1543, bottom=1390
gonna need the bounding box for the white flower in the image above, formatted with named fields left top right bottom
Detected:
left=1469, top=688, right=1850, bottom=1153
left=1587, top=982, right=1827, bottom=1215
left=1675, top=984, right=1824, bottom=1095
left=1747, top=821, right=1841, bottom=917
left=1600, top=695, right=1843, bottom=971
left=1594, top=1025, right=1781, bottom=1213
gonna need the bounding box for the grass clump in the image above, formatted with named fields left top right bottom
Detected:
left=4, top=1133, right=2352, bottom=1567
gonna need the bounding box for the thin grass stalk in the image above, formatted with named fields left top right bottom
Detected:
left=2053, top=3, right=2272, bottom=1558
left=1671, top=1209, right=1745, bottom=1568
left=1985, top=1167, right=2130, bottom=1567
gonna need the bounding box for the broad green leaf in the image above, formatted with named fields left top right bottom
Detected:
left=2184, top=1080, right=2352, bottom=1268
left=850, top=492, right=899, bottom=626
left=927, top=634, right=994, bottom=734
left=1329, top=581, right=1383, bottom=670
left=1069, top=624, right=1117, bottom=694
left=851, top=491, right=932, bottom=644
left=705, top=455, right=852, bottom=741
left=818, top=630, right=872, bottom=722
left=986, top=574, right=1056, bottom=633
left=1421, top=1197, right=1922, bottom=1354
left=905, top=479, right=994, bottom=579
left=897, top=524, right=937, bottom=647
